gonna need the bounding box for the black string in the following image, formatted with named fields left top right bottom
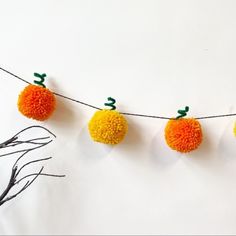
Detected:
left=120, top=112, right=171, bottom=120
left=196, top=113, right=236, bottom=120
left=0, top=67, right=31, bottom=85
left=0, top=66, right=236, bottom=120
left=52, top=92, right=102, bottom=111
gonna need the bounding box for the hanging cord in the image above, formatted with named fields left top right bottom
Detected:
left=0, top=66, right=236, bottom=120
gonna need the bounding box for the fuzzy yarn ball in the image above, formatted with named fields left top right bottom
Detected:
left=88, top=109, right=128, bottom=144
left=165, top=118, right=203, bottom=153
left=234, top=122, right=236, bottom=137
left=18, top=84, right=56, bottom=121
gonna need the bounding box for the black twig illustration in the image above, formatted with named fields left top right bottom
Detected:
left=0, top=126, right=65, bottom=207
left=0, top=125, right=56, bottom=157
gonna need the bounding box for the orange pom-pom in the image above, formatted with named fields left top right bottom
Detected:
left=18, top=84, right=56, bottom=121
left=165, top=118, right=203, bottom=153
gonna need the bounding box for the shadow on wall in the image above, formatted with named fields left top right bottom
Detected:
left=150, top=124, right=180, bottom=168
left=150, top=122, right=216, bottom=168
left=75, top=118, right=145, bottom=161
left=217, top=120, right=236, bottom=163
left=76, top=125, right=113, bottom=161
left=47, top=77, right=80, bottom=132
left=47, top=98, right=78, bottom=133
left=184, top=123, right=213, bottom=162
left=118, top=118, right=144, bottom=151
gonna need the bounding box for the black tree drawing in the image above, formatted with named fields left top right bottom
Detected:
left=0, top=126, right=65, bottom=206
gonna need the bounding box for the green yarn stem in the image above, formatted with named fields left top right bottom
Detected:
left=176, top=106, right=189, bottom=119
left=104, top=97, right=116, bottom=110
left=33, top=73, right=46, bottom=88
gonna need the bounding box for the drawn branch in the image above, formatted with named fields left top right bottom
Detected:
left=0, top=126, right=65, bottom=207
left=0, top=125, right=56, bottom=157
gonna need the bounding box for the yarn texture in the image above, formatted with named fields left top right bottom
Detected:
left=165, top=118, right=203, bottom=153
left=18, top=84, right=56, bottom=121
left=88, top=109, right=128, bottom=144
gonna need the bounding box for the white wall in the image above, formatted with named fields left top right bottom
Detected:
left=0, top=0, right=236, bottom=234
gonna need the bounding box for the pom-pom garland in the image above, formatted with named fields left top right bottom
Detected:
left=18, top=84, right=56, bottom=121
left=88, top=109, right=128, bottom=145
left=165, top=118, right=203, bottom=153
left=0, top=66, right=232, bottom=152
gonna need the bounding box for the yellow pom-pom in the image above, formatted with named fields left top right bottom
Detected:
left=18, top=84, right=56, bottom=121
left=234, top=122, right=236, bottom=137
left=165, top=118, right=203, bottom=153
left=88, top=109, right=128, bottom=144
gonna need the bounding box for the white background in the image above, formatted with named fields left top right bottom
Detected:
left=0, top=0, right=236, bottom=234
